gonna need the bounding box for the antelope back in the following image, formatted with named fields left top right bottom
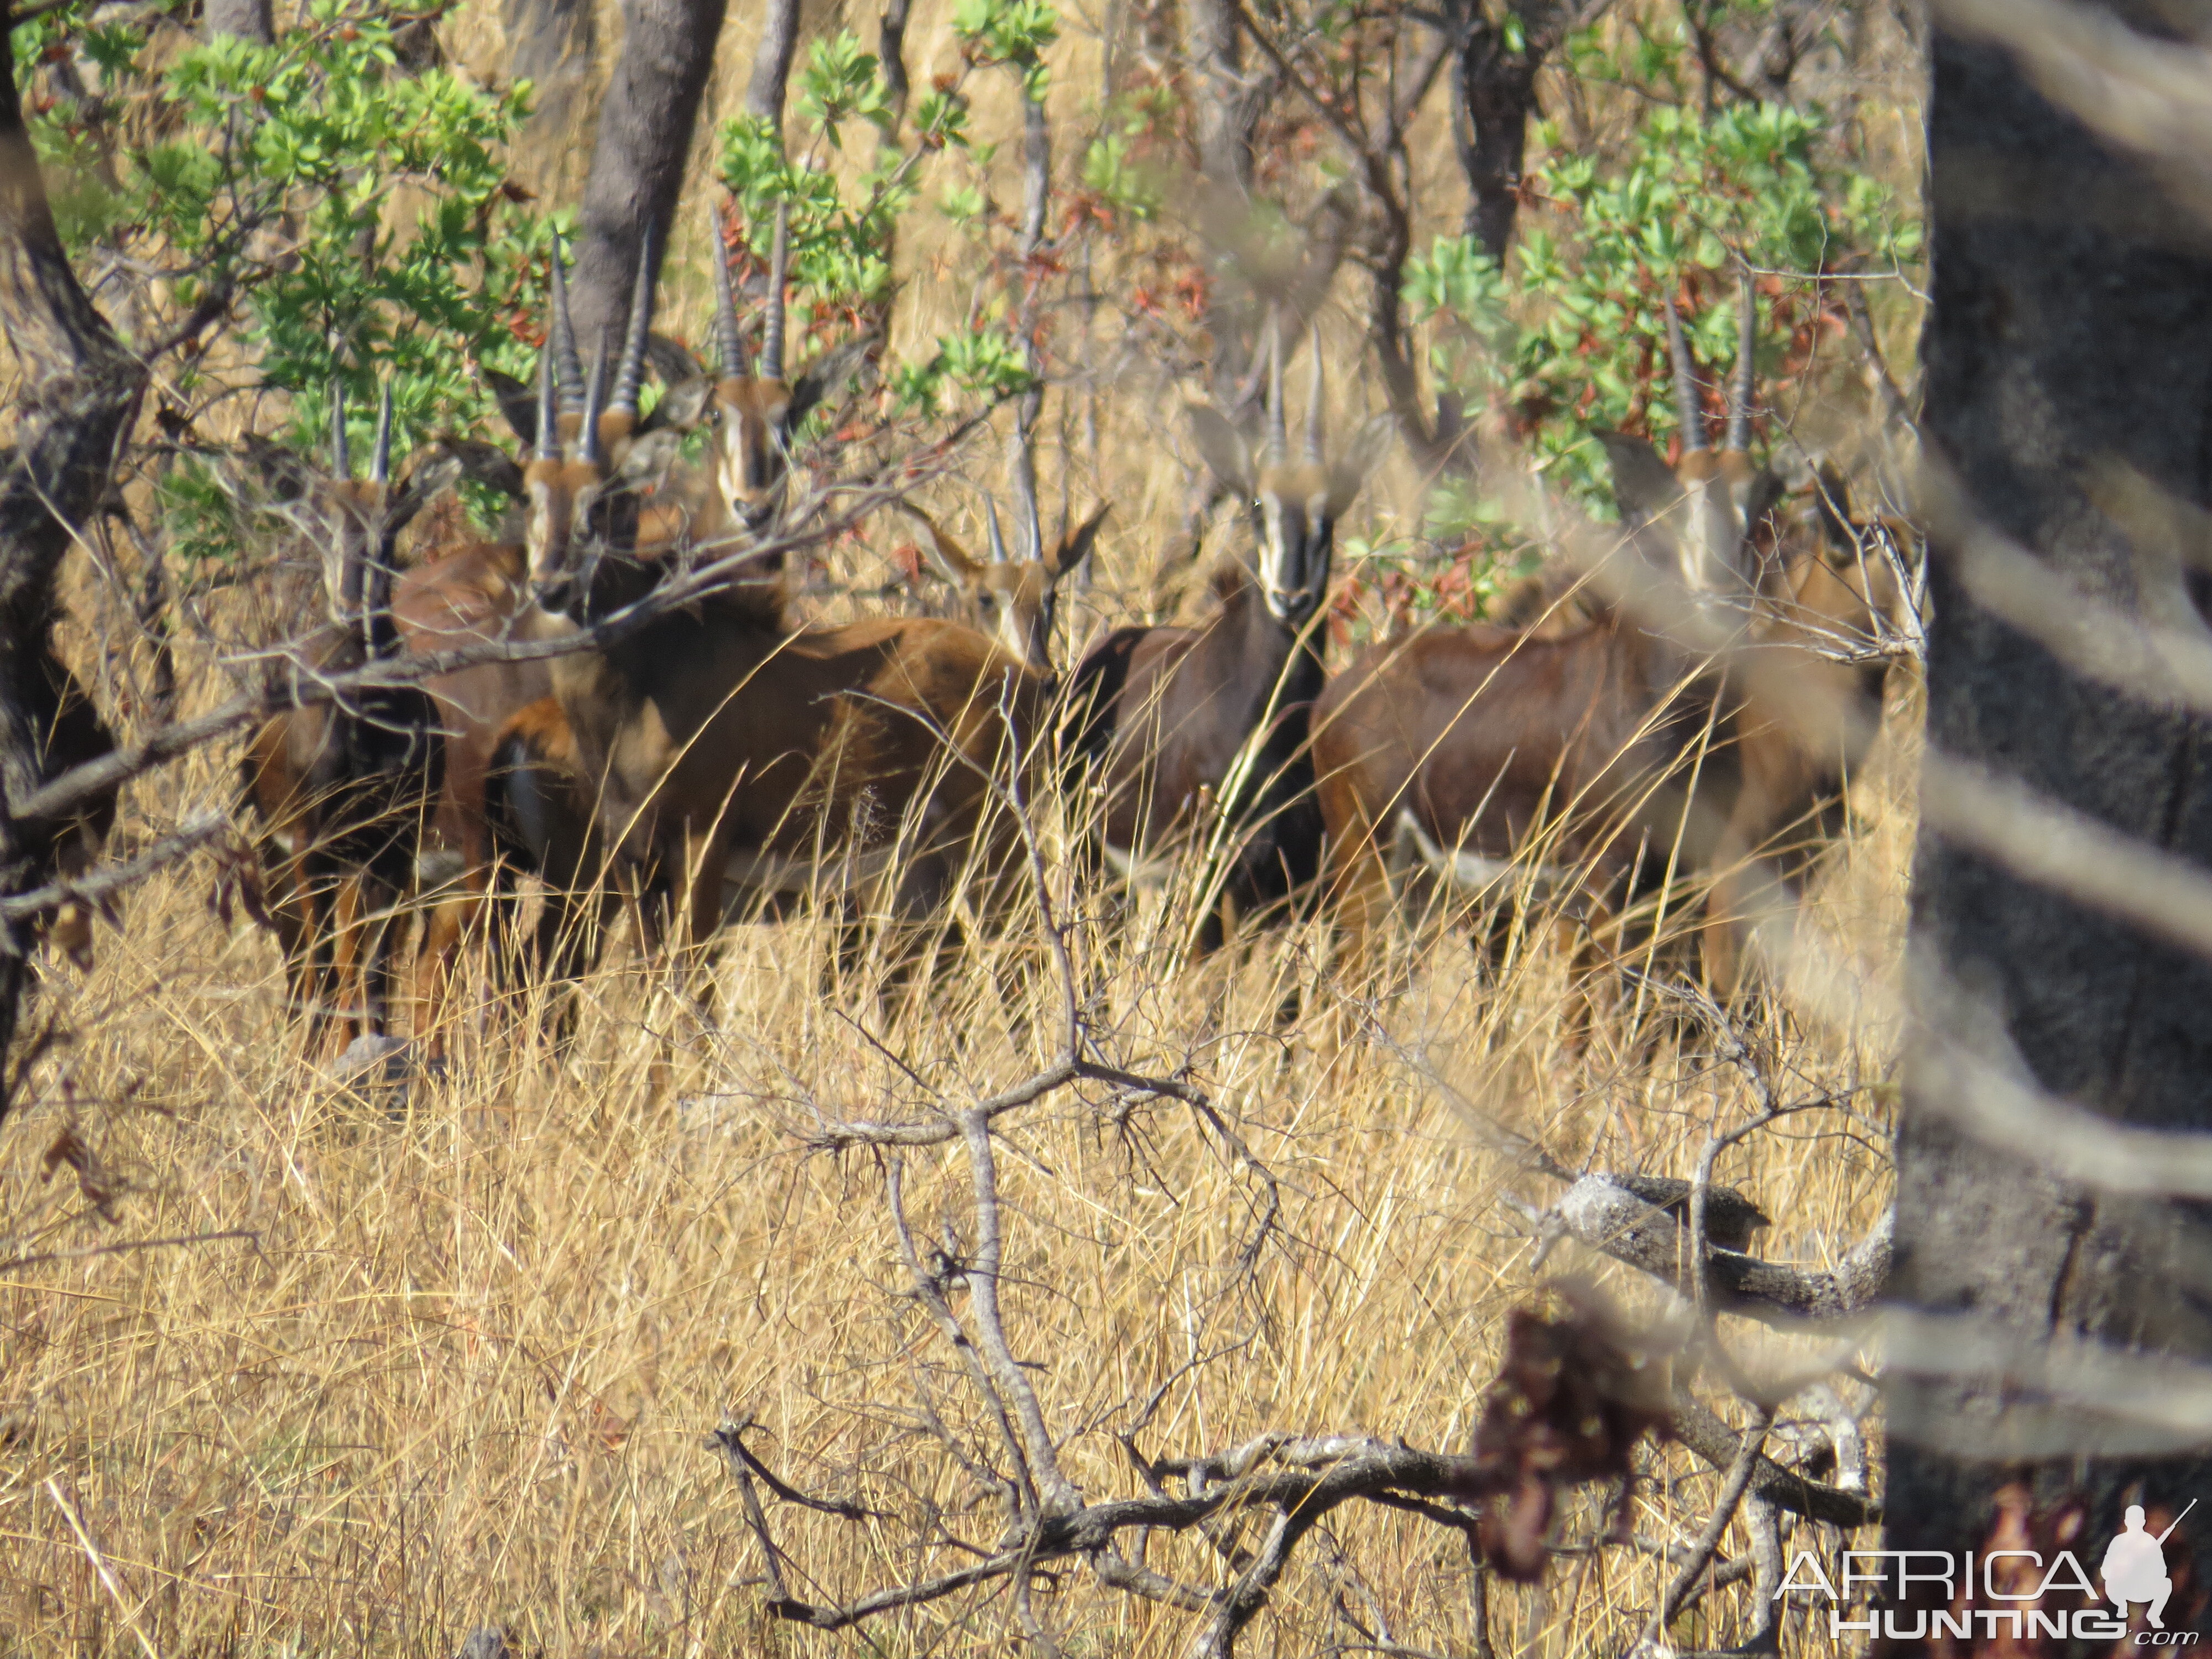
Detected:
left=1189, top=322, right=1391, bottom=627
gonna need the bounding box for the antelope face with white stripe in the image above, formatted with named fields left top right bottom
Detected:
left=1597, top=279, right=1784, bottom=614
left=1189, top=325, right=1392, bottom=629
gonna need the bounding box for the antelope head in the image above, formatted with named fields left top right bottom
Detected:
left=525, top=236, right=664, bottom=617
left=525, top=321, right=617, bottom=615
left=900, top=495, right=1110, bottom=672
left=703, top=201, right=874, bottom=538
left=1190, top=319, right=1392, bottom=628
left=1600, top=274, right=1783, bottom=606
left=318, top=375, right=394, bottom=631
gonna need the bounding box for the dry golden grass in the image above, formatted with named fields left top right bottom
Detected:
left=0, top=2, right=1924, bottom=1652
left=0, top=654, right=1911, bottom=1654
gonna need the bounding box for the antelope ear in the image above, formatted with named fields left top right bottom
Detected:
left=1327, top=414, right=1395, bottom=517
left=639, top=375, right=714, bottom=434
left=393, top=439, right=526, bottom=526
left=789, top=332, right=879, bottom=429
left=486, top=367, right=538, bottom=447
left=1740, top=466, right=1787, bottom=543
left=896, top=502, right=982, bottom=585
left=612, top=427, right=686, bottom=488
left=1051, top=503, right=1112, bottom=582
left=644, top=331, right=704, bottom=386
left=1594, top=430, right=1684, bottom=526
left=1189, top=406, right=1254, bottom=493
left=1813, top=461, right=1856, bottom=555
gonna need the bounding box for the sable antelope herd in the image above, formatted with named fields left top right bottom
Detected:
left=211, top=198, right=1908, bottom=1065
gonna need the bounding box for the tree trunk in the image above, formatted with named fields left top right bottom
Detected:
left=1453, top=2, right=1599, bottom=263
left=1454, top=14, right=1542, bottom=262
left=0, top=0, right=142, bottom=1117
left=1893, top=0, right=2212, bottom=1625
left=203, top=0, right=272, bottom=43
left=1183, top=0, right=1264, bottom=405
left=746, top=0, right=801, bottom=128
left=569, top=0, right=732, bottom=351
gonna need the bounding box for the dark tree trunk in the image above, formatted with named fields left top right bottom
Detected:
left=1454, top=16, right=1541, bottom=260
left=504, top=0, right=597, bottom=143
left=569, top=0, right=732, bottom=351
left=1893, top=1, right=2212, bottom=1627
left=204, top=0, right=272, bottom=41
left=1453, top=2, right=1599, bottom=263
left=746, top=0, right=801, bottom=128
left=0, top=0, right=142, bottom=1117
left=1183, top=0, right=1264, bottom=405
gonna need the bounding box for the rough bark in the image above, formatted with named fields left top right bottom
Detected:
left=203, top=0, right=272, bottom=43
left=746, top=0, right=801, bottom=128
left=568, top=0, right=732, bottom=352
left=1453, top=2, right=1606, bottom=262
left=504, top=0, right=597, bottom=144
left=1894, top=0, right=2212, bottom=1625
left=0, top=0, right=143, bottom=1115
left=1184, top=0, right=1264, bottom=404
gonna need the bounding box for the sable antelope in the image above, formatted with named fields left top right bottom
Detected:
left=242, top=383, right=445, bottom=1046
left=395, top=238, right=666, bottom=1053
left=898, top=492, right=1110, bottom=675
left=1067, top=322, right=1390, bottom=951
left=694, top=202, right=875, bottom=545
left=1312, top=279, right=1898, bottom=1001
left=505, top=248, right=1042, bottom=981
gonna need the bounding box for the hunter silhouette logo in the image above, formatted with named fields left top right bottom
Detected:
left=2106, top=1501, right=2195, bottom=1630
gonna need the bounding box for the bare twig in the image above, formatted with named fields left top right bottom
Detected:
left=0, top=1227, right=258, bottom=1274
left=1646, top=1406, right=1772, bottom=1644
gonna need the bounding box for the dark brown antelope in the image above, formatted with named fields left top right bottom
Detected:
left=395, top=246, right=666, bottom=1055
left=242, top=383, right=445, bottom=1047
left=503, top=250, right=1044, bottom=981
left=1067, top=321, right=1389, bottom=952
left=1311, top=279, right=1899, bottom=1002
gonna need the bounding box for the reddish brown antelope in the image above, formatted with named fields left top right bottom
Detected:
left=395, top=240, right=667, bottom=1055
left=1067, top=321, right=1390, bottom=952
left=501, top=246, right=1043, bottom=984
left=242, top=383, right=445, bottom=1047
left=898, top=493, right=1110, bottom=675
left=1312, top=280, right=1899, bottom=1003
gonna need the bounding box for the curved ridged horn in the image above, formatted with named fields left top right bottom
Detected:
left=611, top=224, right=656, bottom=420
left=330, top=377, right=351, bottom=477
left=534, top=343, right=560, bottom=462
left=1264, top=312, right=1286, bottom=467
left=984, top=496, right=1009, bottom=565
left=1725, top=270, right=1756, bottom=454
left=580, top=329, right=611, bottom=466
left=761, top=199, right=790, bottom=382
left=1305, top=324, right=1326, bottom=467
left=371, top=379, right=394, bottom=486
left=1664, top=296, right=1707, bottom=454
left=712, top=206, right=748, bottom=380
left=550, top=231, right=584, bottom=413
